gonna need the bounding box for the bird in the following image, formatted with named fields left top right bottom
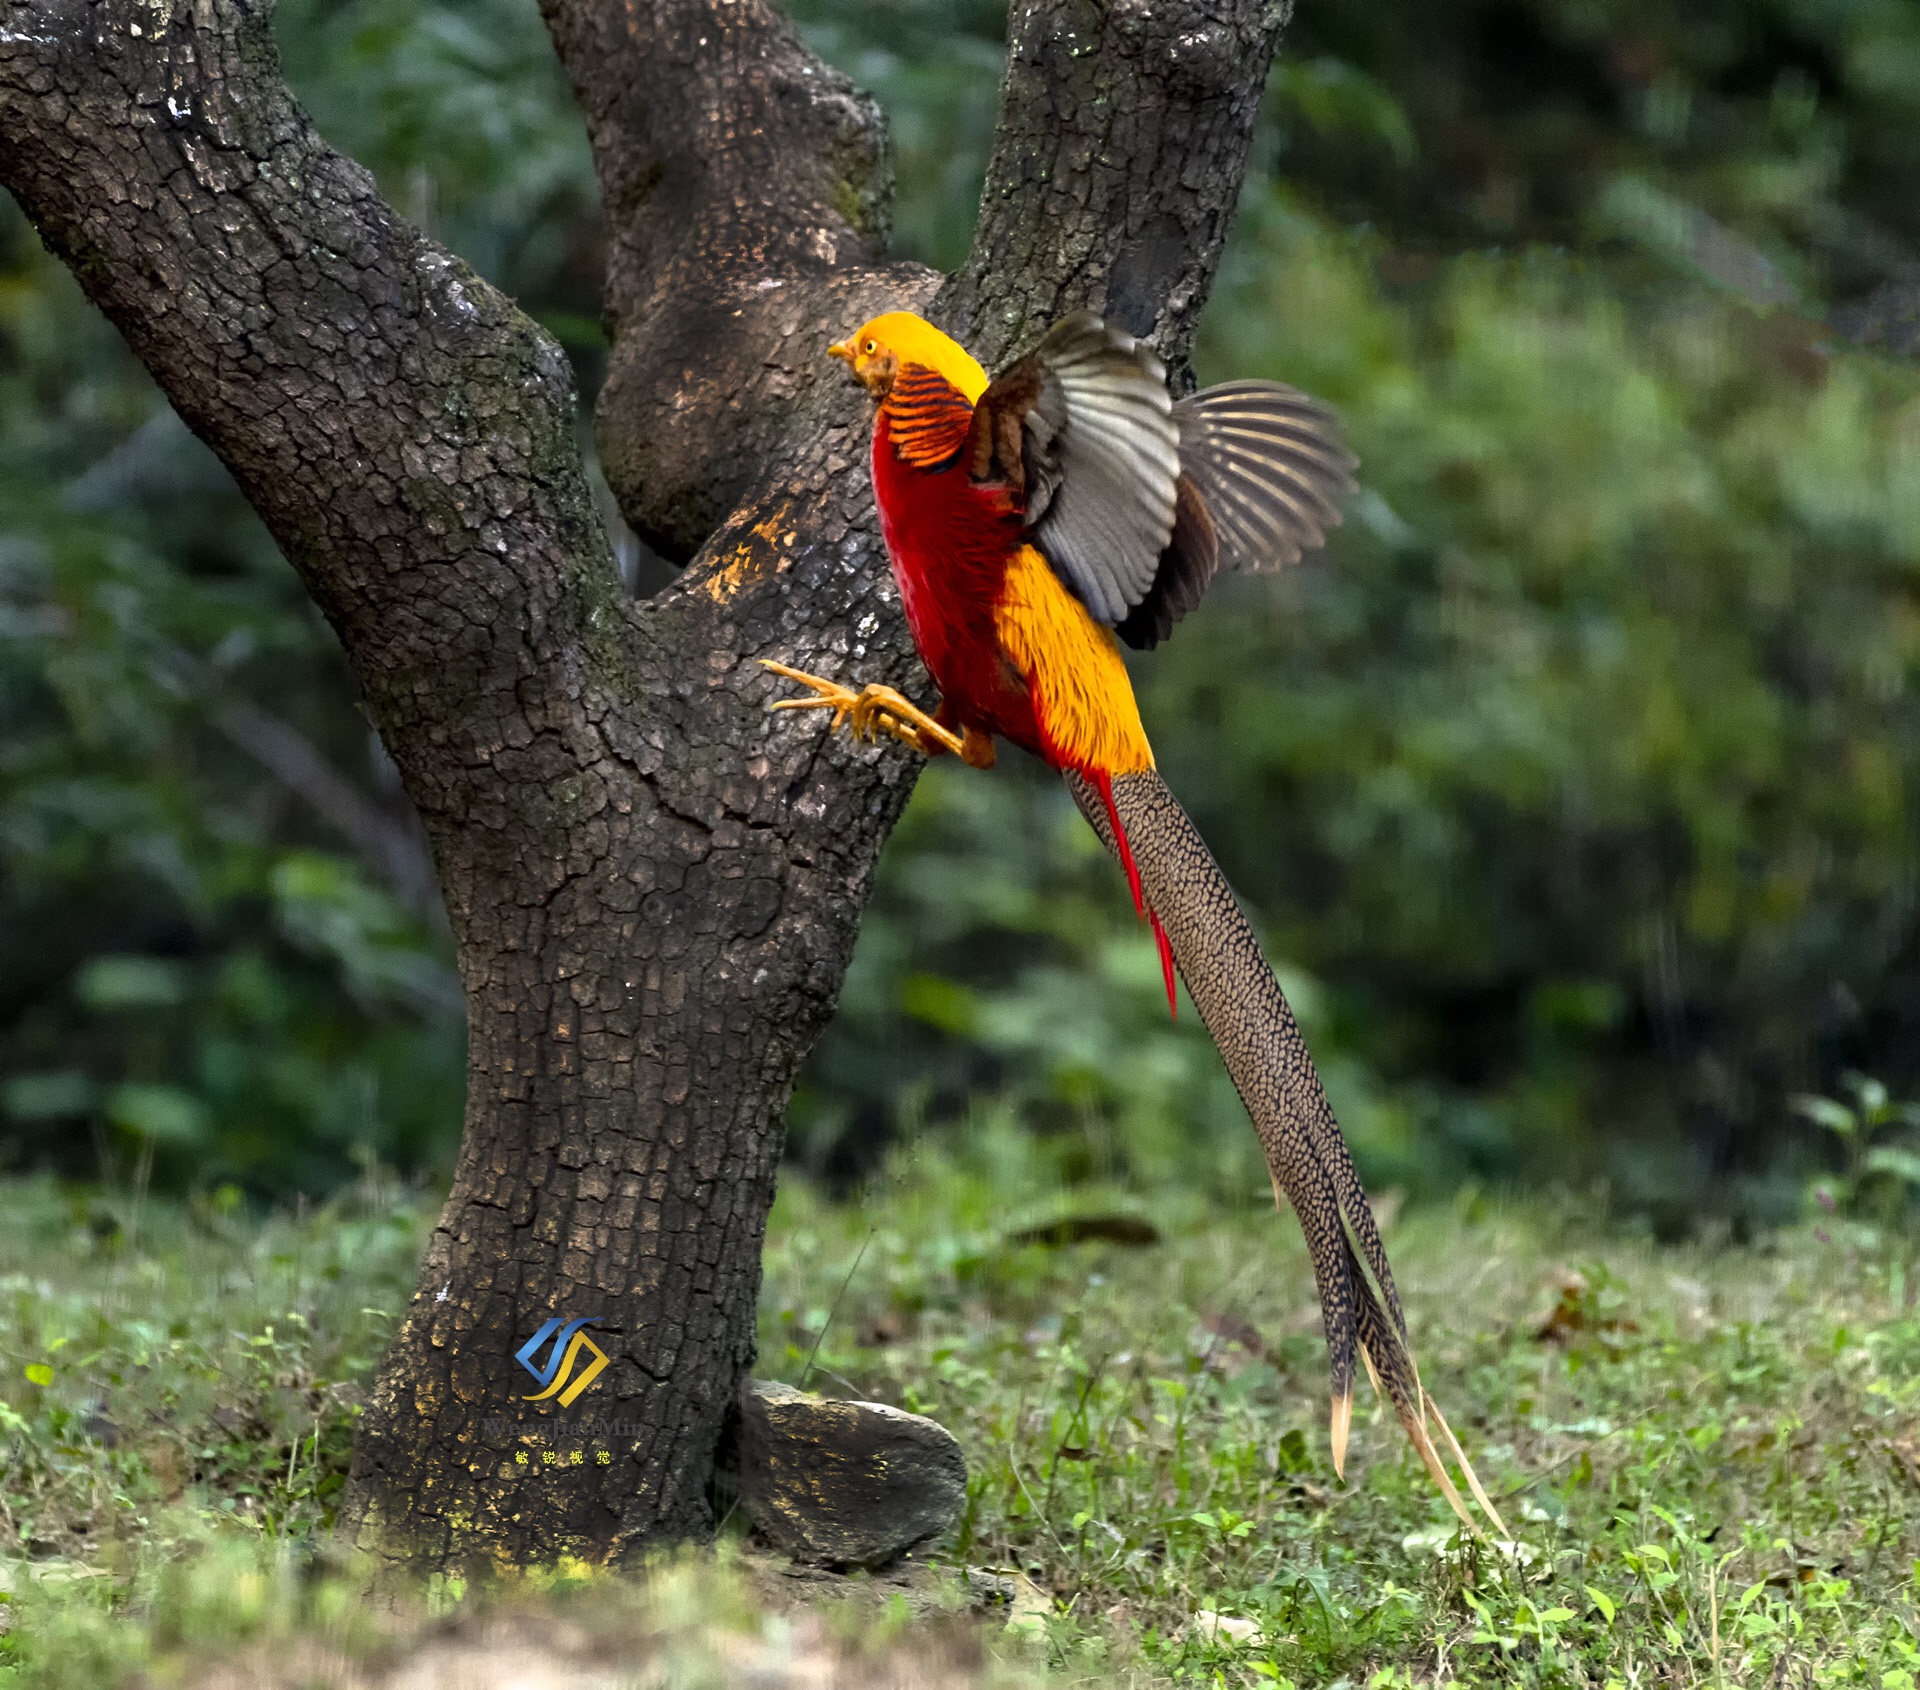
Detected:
left=763, top=308, right=1504, bottom=1534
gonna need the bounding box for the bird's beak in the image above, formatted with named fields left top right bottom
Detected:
left=827, top=339, right=855, bottom=369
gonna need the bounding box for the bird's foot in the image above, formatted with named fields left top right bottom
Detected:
left=760, top=660, right=967, bottom=758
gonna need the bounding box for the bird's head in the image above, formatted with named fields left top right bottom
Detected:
left=828, top=312, right=989, bottom=403
left=828, top=318, right=900, bottom=398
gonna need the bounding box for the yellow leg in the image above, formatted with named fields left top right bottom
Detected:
left=759, top=659, right=967, bottom=758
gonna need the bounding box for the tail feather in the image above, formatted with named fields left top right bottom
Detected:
left=1091, top=768, right=1180, bottom=1019
left=1065, top=767, right=1504, bottom=1537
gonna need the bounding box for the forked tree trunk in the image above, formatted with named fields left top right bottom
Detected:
left=0, top=0, right=1291, bottom=1571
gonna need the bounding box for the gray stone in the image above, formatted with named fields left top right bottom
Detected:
left=731, top=1381, right=968, bottom=1568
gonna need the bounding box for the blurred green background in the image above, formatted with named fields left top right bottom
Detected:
left=4, top=0, right=1918, bottom=1227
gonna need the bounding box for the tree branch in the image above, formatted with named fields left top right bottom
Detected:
left=540, top=0, right=930, bottom=561
left=941, top=0, right=1289, bottom=372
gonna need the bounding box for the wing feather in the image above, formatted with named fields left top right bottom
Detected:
left=972, top=312, right=1181, bottom=626
left=1115, top=381, right=1358, bottom=650
left=1173, top=381, right=1357, bottom=573
left=969, top=324, right=1355, bottom=645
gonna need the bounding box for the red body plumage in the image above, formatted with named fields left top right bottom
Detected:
left=870, top=409, right=1044, bottom=759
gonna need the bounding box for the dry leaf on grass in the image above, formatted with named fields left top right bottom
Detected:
left=1176, top=1610, right=1263, bottom=1647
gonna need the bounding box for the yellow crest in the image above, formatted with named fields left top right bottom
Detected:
left=843, top=312, right=989, bottom=402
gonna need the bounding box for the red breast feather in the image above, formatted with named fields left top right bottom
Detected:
left=871, top=409, right=1045, bottom=757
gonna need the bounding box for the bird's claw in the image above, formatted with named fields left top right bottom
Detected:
left=759, top=659, right=966, bottom=757
left=760, top=660, right=916, bottom=746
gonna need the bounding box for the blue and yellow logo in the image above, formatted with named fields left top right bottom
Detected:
left=514, top=1316, right=609, bottom=1406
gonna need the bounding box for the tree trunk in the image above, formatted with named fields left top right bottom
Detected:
left=0, top=0, right=1290, bottom=1572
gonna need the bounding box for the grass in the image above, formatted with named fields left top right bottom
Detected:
left=2, top=1122, right=1919, bottom=1685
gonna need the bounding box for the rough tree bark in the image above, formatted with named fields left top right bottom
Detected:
left=0, top=0, right=1290, bottom=1571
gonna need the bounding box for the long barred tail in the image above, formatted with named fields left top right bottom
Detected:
left=1064, top=767, right=1506, bottom=1536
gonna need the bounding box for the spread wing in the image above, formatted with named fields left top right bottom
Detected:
left=968, top=313, right=1181, bottom=627
left=1116, top=382, right=1359, bottom=650
left=968, top=314, right=1357, bottom=646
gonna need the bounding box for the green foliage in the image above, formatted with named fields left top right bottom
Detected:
left=8, top=1162, right=1920, bottom=1682
left=1173, top=198, right=1920, bottom=1196
left=0, top=1170, right=424, bottom=1589
left=762, top=1128, right=1920, bottom=1683
left=788, top=768, right=1418, bottom=1199
left=786, top=0, right=1006, bottom=272
left=1794, top=1073, right=1920, bottom=1228
left=1276, top=0, right=1920, bottom=321
left=274, top=0, right=600, bottom=343
left=0, top=195, right=467, bottom=1194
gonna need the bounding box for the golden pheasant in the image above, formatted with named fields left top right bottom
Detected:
left=765, top=310, right=1502, bottom=1531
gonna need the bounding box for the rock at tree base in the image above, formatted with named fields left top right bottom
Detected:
left=731, top=1381, right=967, bottom=1568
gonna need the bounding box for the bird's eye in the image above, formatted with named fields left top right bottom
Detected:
left=863, top=339, right=877, bottom=355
